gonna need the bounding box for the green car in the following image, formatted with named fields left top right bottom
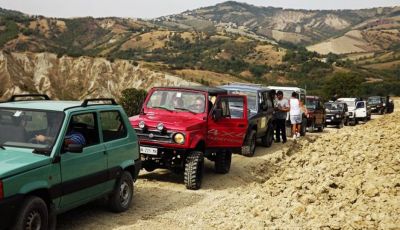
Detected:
left=0, top=94, right=141, bottom=230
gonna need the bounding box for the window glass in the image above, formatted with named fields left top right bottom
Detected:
left=146, top=90, right=206, bottom=113
left=0, top=109, right=63, bottom=149
left=216, top=97, right=244, bottom=119
left=100, top=111, right=127, bottom=142
left=67, top=113, right=99, bottom=146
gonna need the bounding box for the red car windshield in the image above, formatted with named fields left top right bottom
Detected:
left=146, top=90, right=206, bottom=114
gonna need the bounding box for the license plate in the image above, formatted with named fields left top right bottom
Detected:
left=140, top=146, right=158, bottom=155
left=326, top=119, right=331, bottom=122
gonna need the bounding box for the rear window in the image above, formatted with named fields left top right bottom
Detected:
left=100, top=111, right=127, bottom=142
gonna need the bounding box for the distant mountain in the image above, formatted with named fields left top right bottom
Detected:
left=154, top=1, right=400, bottom=46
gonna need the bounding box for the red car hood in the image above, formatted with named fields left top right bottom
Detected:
left=129, top=113, right=205, bottom=131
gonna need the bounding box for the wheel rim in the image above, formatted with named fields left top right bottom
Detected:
left=119, top=181, right=131, bottom=208
left=25, top=210, right=41, bottom=230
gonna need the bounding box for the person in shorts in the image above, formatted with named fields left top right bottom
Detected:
left=289, top=92, right=306, bottom=139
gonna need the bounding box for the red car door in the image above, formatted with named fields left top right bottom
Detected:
left=207, top=95, right=248, bottom=148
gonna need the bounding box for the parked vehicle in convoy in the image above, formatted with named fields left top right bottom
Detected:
left=219, top=83, right=275, bottom=157
left=382, top=96, right=395, bottom=113
left=368, top=96, right=386, bottom=114
left=305, top=96, right=326, bottom=132
left=0, top=94, right=141, bottom=230
left=337, top=98, right=371, bottom=124
left=129, top=87, right=248, bottom=190
left=267, top=86, right=307, bottom=136
left=324, top=101, right=349, bottom=128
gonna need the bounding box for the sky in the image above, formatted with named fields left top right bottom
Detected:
left=0, top=0, right=399, bottom=19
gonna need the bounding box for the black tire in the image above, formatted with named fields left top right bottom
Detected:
left=300, top=119, right=307, bottom=136
left=317, top=123, right=324, bottom=132
left=13, top=196, right=49, bottom=230
left=242, top=130, right=256, bottom=157
left=109, top=171, right=134, bottom=213
left=309, top=120, right=316, bottom=133
left=344, top=117, right=349, bottom=126
left=337, top=119, right=344, bottom=129
left=261, top=126, right=274, bottom=147
left=215, top=150, right=232, bottom=174
left=184, top=151, right=204, bottom=190
left=350, top=118, right=356, bottom=126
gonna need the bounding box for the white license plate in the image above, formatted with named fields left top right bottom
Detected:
left=326, top=119, right=331, bottom=122
left=140, top=146, right=158, bottom=155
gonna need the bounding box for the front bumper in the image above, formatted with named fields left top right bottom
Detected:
left=325, top=115, right=342, bottom=125
left=0, top=195, right=23, bottom=229
left=140, top=145, right=188, bottom=169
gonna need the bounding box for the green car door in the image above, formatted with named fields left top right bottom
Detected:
left=59, top=112, right=108, bottom=210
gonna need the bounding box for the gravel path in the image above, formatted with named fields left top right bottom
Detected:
left=58, top=99, right=400, bottom=229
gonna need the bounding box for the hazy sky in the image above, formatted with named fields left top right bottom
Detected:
left=1, top=0, right=399, bottom=19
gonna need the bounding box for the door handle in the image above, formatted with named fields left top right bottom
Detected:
left=238, top=124, right=245, bottom=128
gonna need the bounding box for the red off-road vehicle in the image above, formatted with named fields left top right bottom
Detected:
left=129, top=86, right=248, bottom=190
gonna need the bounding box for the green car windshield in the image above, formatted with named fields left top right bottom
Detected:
left=0, top=108, right=64, bottom=149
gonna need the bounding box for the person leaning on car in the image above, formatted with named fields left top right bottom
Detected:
left=274, top=91, right=289, bottom=143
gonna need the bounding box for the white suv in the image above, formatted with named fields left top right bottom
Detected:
left=337, top=98, right=371, bottom=125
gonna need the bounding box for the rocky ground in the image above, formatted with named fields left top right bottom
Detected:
left=58, top=99, right=400, bottom=229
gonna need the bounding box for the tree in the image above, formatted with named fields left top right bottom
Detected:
left=323, top=72, right=364, bottom=99
left=119, top=88, right=147, bottom=116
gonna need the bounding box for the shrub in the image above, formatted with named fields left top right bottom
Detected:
left=119, top=88, right=148, bottom=116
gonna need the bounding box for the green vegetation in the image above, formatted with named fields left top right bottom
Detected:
left=0, top=19, right=18, bottom=47
left=119, top=88, right=148, bottom=116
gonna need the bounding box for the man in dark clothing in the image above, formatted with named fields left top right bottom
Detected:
left=274, top=91, right=289, bottom=143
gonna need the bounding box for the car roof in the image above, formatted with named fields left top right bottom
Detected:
left=267, top=86, right=306, bottom=93
left=219, top=83, right=270, bottom=92
left=0, top=100, right=119, bottom=112
left=152, top=86, right=227, bottom=94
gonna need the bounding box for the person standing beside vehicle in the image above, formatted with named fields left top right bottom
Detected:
left=289, top=92, right=306, bottom=139
left=274, top=91, right=289, bottom=143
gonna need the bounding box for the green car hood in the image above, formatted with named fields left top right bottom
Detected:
left=0, top=148, right=51, bottom=179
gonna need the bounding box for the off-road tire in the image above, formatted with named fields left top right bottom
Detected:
left=215, top=150, right=232, bottom=174
left=184, top=151, right=204, bottom=190
left=317, top=123, right=324, bottom=132
left=300, top=119, right=307, bottom=136
left=261, top=126, right=274, bottom=147
left=344, top=117, right=349, bottom=126
left=242, top=130, right=256, bottom=157
left=309, top=120, right=316, bottom=133
left=337, top=119, right=344, bottom=129
left=109, top=171, right=134, bottom=213
left=13, top=196, right=49, bottom=230
left=350, top=118, right=356, bottom=126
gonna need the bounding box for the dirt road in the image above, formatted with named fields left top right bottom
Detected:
left=58, top=100, right=400, bottom=229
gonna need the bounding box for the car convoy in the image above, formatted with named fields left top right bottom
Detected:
left=0, top=88, right=395, bottom=229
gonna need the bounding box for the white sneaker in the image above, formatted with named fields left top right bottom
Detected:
left=296, top=133, right=300, bottom=138
left=293, top=134, right=297, bottom=139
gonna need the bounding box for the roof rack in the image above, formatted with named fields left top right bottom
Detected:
left=8, top=94, right=51, bottom=102
left=81, top=98, right=118, bottom=107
